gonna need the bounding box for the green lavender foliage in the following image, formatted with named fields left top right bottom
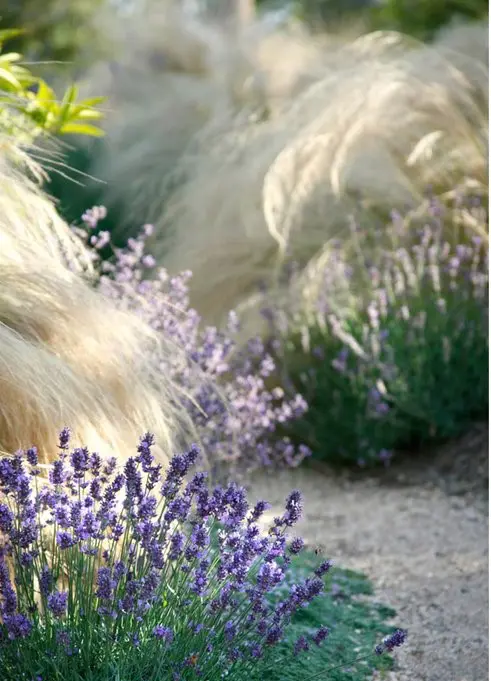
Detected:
left=272, top=201, right=488, bottom=466
left=0, top=434, right=403, bottom=680
left=260, top=554, right=397, bottom=681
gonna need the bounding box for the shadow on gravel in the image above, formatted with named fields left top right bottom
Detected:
left=306, top=422, right=489, bottom=513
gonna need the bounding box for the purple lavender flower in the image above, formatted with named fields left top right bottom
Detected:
left=249, top=500, right=271, bottom=524
left=281, top=490, right=303, bottom=527
left=47, top=591, right=68, bottom=618
left=3, top=613, right=32, bottom=639
left=0, top=503, right=14, bottom=533
left=49, top=460, right=65, bottom=486
left=0, top=429, right=403, bottom=679
left=77, top=511, right=101, bottom=540
left=314, top=560, right=334, bottom=577
left=312, top=625, right=330, bottom=645
left=78, top=223, right=312, bottom=477
left=265, top=624, right=283, bottom=645
left=153, top=625, right=174, bottom=643
left=289, top=537, right=305, bottom=555
left=293, top=635, right=310, bottom=655
left=39, top=566, right=53, bottom=598
left=25, top=447, right=38, bottom=467
left=257, top=562, right=284, bottom=592
left=0, top=560, right=18, bottom=615
left=70, top=447, right=90, bottom=478
left=82, top=205, right=107, bottom=229
left=96, top=567, right=116, bottom=600
left=56, top=629, right=73, bottom=654
left=124, top=458, right=143, bottom=504
left=250, top=643, right=263, bottom=659
left=224, top=620, right=237, bottom=642
left=58, top=428, right=71, bottom=451
left=56, top=531, right=76, bottom=550
left=375, top=628, right=408, bottom=655
left=169, top=531, right=185, bottom=560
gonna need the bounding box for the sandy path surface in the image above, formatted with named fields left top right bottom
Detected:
left=247, top=424, right=488, bottom=681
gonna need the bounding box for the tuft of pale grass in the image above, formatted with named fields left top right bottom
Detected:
left=157, top=21, right=488, bottom=332
left=0, top=143, right=193, bottom=465
left=65, top=8, right=487, bottom=336
left=78, top=1, right=364, bottom=246
left=263, top=23, right=488, bottom=260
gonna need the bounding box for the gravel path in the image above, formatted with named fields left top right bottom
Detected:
left=248, top=424, right=488, bottom=681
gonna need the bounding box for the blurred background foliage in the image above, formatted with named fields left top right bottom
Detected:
left=0, top=0, right=112, bottom=78
left=259, top=0, right=488, bottom=39
left=0, top=0, right=488, bottom=82
left=364, top=0, right=489, bottom=40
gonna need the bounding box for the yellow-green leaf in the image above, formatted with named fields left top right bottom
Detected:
left=35, top=79, right=56, bottom=106
left=58, top=84, right=79, bottom=124
left=76, top=96, right=106, bottom=108
left=58, top=121, right=105, bottom=137
left=73, top=108, right=104, bottom=121
left=59, top=84, right=78, bottom=112
left=68, top=96, right=107, bottom=120
left=0, top=29, right=25, bottom=44
left=0, top=68, right=22, bottom=91
left=0, top=52, right=22, bottom=64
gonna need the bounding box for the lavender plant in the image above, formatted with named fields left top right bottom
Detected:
left=270, top=199, right=488, bottom=466
left=73, top=209, right=311, bottom=479
left=0, top=430, right=406, bottom=680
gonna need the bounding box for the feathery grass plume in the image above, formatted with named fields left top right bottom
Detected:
left=149, top=20, right=488, bottom=333
left=69, top=0, right=362, bottom=248
left=0, top=142, right=193, bottom=466
left=261, top=20, right=488, bottom=310
left=50, top=10, right=487, bottom=336
left=72, top=0, right=236, bottom=244
left=263, top=21, right=488, bottom=262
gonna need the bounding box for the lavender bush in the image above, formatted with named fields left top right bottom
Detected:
left=73, top=208, right=311, bottom=479
left=0, top=430, right=406, bottom=679
left=269, top=198, right=488, bottom=466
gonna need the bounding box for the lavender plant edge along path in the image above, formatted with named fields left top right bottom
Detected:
left=248, top=423, right=488, bottom=681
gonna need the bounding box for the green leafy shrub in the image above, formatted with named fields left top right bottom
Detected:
left=368, top=0, right=488, bottom=42
left=290, top=0, right=374, bottom=29
left=0, top=28, right=105, bottom=151
left=270, top=198, right=488, bottom=466
left=287, top=0, right=487, bottom=40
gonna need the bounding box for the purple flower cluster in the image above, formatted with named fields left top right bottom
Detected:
left=0, top=430, right=330, bottom=679
left=375, top=628, right=408, bottom=655
left=75, top=215, right=311, bottom=476
left=270, top=196, right=488, bottom=466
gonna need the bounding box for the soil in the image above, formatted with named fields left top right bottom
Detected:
left=248, top=423, right=489, bottom=681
